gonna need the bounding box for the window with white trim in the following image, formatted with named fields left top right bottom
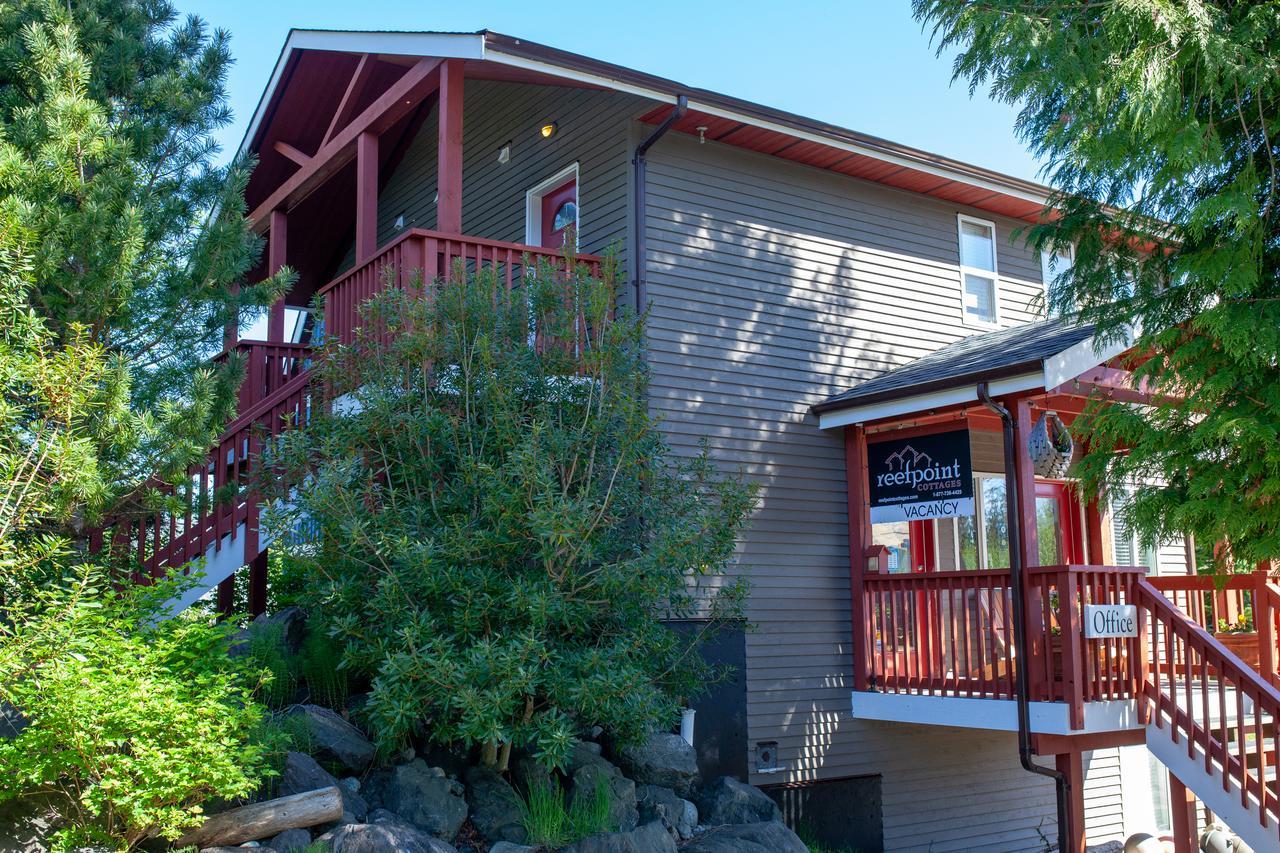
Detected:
left=1040, top=244, right=1074, bottom=315
left=1111, top=486, right=1158, bottom=571
left=957, top=215, right=1000, bottom=325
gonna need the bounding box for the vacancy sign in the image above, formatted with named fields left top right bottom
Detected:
left=1083, top=604, right=1139, bottom=639
left=868, top=429, right=974, bottom=524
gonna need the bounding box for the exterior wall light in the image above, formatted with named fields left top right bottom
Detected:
left=540, top=121, right=558, bottom=139
left=497, top=142, right=511, bottom=164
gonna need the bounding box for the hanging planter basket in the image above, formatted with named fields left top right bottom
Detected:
left=1028, top=411, right=1073, bottom=478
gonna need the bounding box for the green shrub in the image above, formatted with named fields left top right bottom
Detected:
left=245, top=621, right=298, bottom=709
left=0, top=566, right=277, bottom=850
left=519, top=777, right=613, bottom=848
left=262, top=262, right=757, bottom=770
left=296, top=628, right=349, bottom=710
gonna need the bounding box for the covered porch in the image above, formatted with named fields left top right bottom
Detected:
left=813, top=319, right=1156, bottom=852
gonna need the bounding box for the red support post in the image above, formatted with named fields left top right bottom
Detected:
left=216, top=573, right=235, bottom=618
left=356, top=131, right=379, bottom=264
left=1168, top=771, right=1197, bottom=853
left=267, top=209, right=287, bottom=342
left=248, top=549, right=269, bottom=617
left=436, top=59, right=464, bottom=235
left=1010, top=397, right=1046, bottom=693
left=845, top=425, right=872, bottom=692
left=1055, top=750, right=1086, bottom=853
left=1255, top=566, right=1275, bottom=681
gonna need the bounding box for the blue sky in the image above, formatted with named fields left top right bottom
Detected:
left=173, top=0, right=1043, bottom=183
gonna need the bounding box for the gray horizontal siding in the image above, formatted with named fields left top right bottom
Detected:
left=643, top=131, right=1068, bottom=850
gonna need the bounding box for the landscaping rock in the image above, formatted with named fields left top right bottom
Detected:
left=617, top=733, right=699, bottom=796
left=280, top=751, right=339, bottom=796
left=682, top=820, right=806, bottom=853
left=266, top=827, right=312, bottom=852
left=569, top=750, right=638, bottom=833
left=230, top=607, right=308, bottom=656
left=635, top=785, right=697, bottom=839
left=286, top=705, right=375, bottom=772
left=464, top=766, right=527, bottom=844
left=488, top=844, right=537, bottom=853
left=317, top=810, right=458, bottom=853
left=363, top=761, right=467, bottom=840
left=278, top=750, right=366, bottom=825
left=0, top=792, right=59, bottom=852
left=695, top=776, right=779, bottom=826
left=561, top=820, right=677, bottom=853
left=511, top=753, right=554, bottom=794
left=0, top=701, right=29, bottom=739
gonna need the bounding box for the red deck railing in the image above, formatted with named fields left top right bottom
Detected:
left=316, top=229, right=604, bottom=347
left=864, top=565, right=1144, bottom=719
left=99, top=231, right=602, bottom=595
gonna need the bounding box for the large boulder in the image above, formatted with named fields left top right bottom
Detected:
left=695, top=776, right=780, bottom=826
left=286, top=705, right=375, bottom=773
left=562, top=820, right=677, bottom=853
left=0, top=792, right=59, bottom=852
left=230, top=606, right=308, bottom=656
left=278, top=751, right=367, bottom=825
left=617, top=733, right=699, bottom=797
left=682, top=820, right=806, bottom=853
left=568, top=742, right=638, bottom=833
left=464, top=766, right=527, bottom=844
left=364, top=760, right=467, bottom=840
left=489, top=844, right=537, bottom=853
left=317, top=810, right=457, bottom=853
left=635, top=785, right=697, bottom=840
left=267, top=827, right=313, bottom=852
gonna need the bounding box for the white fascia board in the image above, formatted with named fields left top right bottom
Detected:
left=482, top=49, right=682, bottom=104
left=236, top=30, right=486, bottom=161
left=850, top=692, right=1142, bottom=736
left=1042, top=326, right=1136, bottom=390
left=816, top=372, right=1043, bottom=430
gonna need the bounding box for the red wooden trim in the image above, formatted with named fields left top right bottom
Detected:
left=248, top=548, right=268, bottom=617
left=845, top=425, right=871, bottom=691
left=1032, top=729, right=1145, bottom=754
left=356, top=132, right=378, bottom=264
left=436, top=59, right=464, bottom=235
left=217, top=574, right=235, bottom=617
left=249, top=58, right=442, bottom=231
left=322, top=53, right=374, bottom=148
left=1168, top=772, right=1196, bottom=853
left=272, top=140, right=312, bottom=167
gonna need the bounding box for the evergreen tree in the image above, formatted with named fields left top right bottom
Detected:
left=0, top=0, right=289, bottom=554
left=914, top=1, right=1280, bottom=568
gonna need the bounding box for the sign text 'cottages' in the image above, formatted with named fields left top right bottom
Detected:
left=1083, top=604, right=1139, bottom=639
left=867, top=429, right=974, bottom=524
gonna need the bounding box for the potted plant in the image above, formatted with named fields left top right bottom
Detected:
left=1214, top=612, right=1260, bottom=669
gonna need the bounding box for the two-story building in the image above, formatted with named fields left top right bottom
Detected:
left=124, top=29, right=1280, bottom=853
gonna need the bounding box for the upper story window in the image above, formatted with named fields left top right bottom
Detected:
left=1040, top=244, right=1074, bottom=314
left=957, top=215, right=1000, bottom=326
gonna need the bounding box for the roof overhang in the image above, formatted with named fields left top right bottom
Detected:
left=815, top=328, right=1135, bottom=430
left=239, top=29, right=1056, bottom=222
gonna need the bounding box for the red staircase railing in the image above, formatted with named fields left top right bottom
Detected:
left=1149, top=572, right=1280, bottom=686
left=214, top=340, right=312, bottom=408
left=1135, top=577, right=1280, bottom=843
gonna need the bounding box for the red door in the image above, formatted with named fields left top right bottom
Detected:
left=540, top=179, right=577, bottom=247
left=1034, top=481, right=1085, bottom=565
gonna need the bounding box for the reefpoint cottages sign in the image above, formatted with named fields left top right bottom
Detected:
left=868, top=429, right=974, bottom=524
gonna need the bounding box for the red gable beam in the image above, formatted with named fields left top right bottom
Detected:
left=272, top=140, right=312, bottom=167
left=322, top=53, right=375, bottom=148
left=249, top=57, right=442, bottom=232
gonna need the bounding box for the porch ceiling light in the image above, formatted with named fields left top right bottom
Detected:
left=540, top=121, right=558, bottom=139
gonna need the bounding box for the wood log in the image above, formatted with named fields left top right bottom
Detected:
left=175, top=785, right=342, bottom=849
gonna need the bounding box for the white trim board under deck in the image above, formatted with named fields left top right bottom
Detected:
left=850, top=691, right=1143, bottom=736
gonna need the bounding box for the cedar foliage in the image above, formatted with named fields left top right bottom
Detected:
left=263, top=260, right=757, bottom=769
left=915, top=1, right=1280, bottom=567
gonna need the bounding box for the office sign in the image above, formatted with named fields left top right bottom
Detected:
left=1083, top=604, right=1139, bottom=639
left=868, top=429, right=974, bottom=524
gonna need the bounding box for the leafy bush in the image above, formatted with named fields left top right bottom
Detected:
left=519, top=778, right=613, bottom=848
left=0, top=565, right=277, bottom=850
left=263, top=259, right=756, bottom=770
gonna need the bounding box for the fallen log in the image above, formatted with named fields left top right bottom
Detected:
left=174, top=785, right=342, bottom=849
